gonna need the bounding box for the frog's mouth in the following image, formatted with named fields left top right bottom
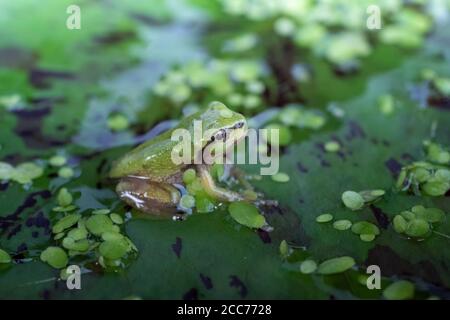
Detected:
left=205, top=120, right=247, bottom=148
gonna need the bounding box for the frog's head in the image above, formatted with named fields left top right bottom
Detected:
left=109, top=101, right=247, bottom=179
left=196, top=101, right=248, bottom=149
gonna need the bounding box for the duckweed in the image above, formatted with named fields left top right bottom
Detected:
left=393, top=205, right=445, bottom=239
left=300, top=260, right=317, bottom=274
left=279, top=240, right=289, bottom=259
left=317, top=256, right=355, bottom=275
left=434, top=77, right=450, bottom=96
left=425, top=141, right=450, bottom=164
left=0, top=162, right=14, bottom=180
left=53, top=205, right=77, bottom=212
left=99, top=239, right=129, bottom=260
left=264, top=123, right=292, bottom=146
left=67, top=228, right=88, bottom=241
left=57, top=188, right=73, bottom=207
left=85, top=215, right=114, bottom=236
left=40, top=247, right=68, bottom=269
left=62, top=238, right=90, bottom=252
left=93, top=209, right=110, bottom=215
left=243, top=95, right=260, bottom=109
left=341, top=191, right=364, bottom=211
left=411, top=205, right=438, bottom=222
left=316, top=213, right=333, bottom=223
left=182, top=168, right=196, bottom=184
left=379, top=94, right=394, bottom=115
left=360, top=234, right=375, bottom=242
left=195, top=196, right=215, bottom=213
left=110, top=213, right=124, bottom=224
left=228, top=201, right=266, bottom=229
left=14, top=162, right=43, bottom=181
left=422, top=177, right=449, bottom=196
left=333, top=219, right=352, bottom=231
left=358, top=189, right=385, bottom=202
left=0, top=248, right=11, bottom=264
left=102, top=231, right=124, bottom=241
left=393, top=215, right=407, bottom=233
left=274, top=17, right=296, bottom=36
left=324, top=141, right=340, bottom=152
left=54, top=232, right=65, bottom=240
left=60, top=268, right=71, bottom=281
left=58, top=167, right=74, bottom=179
left=383, top=280, right=414, bottom=300
left=422, top=208, right=445, bottom=223
left=405, top=219, right=430, bottom=238
left=180, top=195, right=195, bottom=209
left=397, top=142, right=450, bottom=196
left=351, top=221, right=380, bottom=236
left=271, top=172, right=290, bottom=183
left=108, top=113, right=129, bottom=131
left=186, top=178, right=204, bottom=196
left=401, top=211, right=415, bottom=221
left=49, top=155, right=67, bottom=167
left=8, top=162, right=44, bottom=184
left=52, top=214, right=81, bottom=234
left=277, top=105, right=326, bottom=130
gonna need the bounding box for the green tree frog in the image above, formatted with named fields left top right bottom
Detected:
left=109, top=102, right=250, bottom=216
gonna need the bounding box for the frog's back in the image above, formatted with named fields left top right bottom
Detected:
left=109, top=129, right=184, bottom=182
left=109, top=102, right=245, bottom=181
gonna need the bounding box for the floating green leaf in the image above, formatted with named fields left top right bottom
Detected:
left=0, top=249, right=11, bottom=264
left=317, top=256, right=355, bottom=275
left=316, top=214, right=333, bottom=223
left=341, top=191, right=364, bottom=211
left=40, top=247, right=68, bottom=269
left=228, top=202, right=266, bottom=229
left=99, top=239, right=129, bottom=260
left=52, top=214, right=81, bottom=234
left=383, top=281, right=415, bottom=300
left=333, top=219, right=352, bottom=231
left=85, top=215, right=115, bottom=236
left=57, top=188, right=73, bottom=207
left=300, top=260, right=317, bottom=274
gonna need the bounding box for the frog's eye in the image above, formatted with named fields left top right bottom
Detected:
left=234, top=121, right=244, bottom=129
left=214, top=129, right=227, bottom=141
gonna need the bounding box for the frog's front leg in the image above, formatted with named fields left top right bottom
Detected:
left=228, top=166, right=278, bottom=207
left=116, top=177, right=181, bottom=215
left=197, top=164, right=252, bottom=202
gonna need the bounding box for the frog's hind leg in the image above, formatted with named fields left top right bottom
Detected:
left=116, top=177, right=181, bottom=215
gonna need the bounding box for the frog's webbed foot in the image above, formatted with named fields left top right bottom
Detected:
left=228, top=166, right=278, bottom=206
left=229, top=165, right=256, bottom=192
